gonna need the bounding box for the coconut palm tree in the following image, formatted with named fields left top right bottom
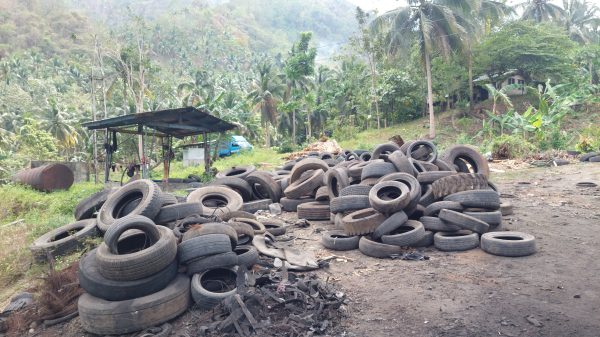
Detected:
left=44, top=98, right=79, bottom=149
left=520, top=0, right=565, bottom=23
left=248, top=59, right=285, bottom=147
left=563, top=0, right=600, bottom=43
left=463, top=0, right=514, bottom=107
left=373, top=0, right=470, bottom=138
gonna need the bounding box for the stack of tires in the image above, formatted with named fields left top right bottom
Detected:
left=177, top=220, right=257, bottom=310
left=280, top=158, right=331, bottom=220
left=210, top=165, right=283, bottom=213
left=77, top=215, right=189, bottom=335
left=316, top=141, right=536, bottom=258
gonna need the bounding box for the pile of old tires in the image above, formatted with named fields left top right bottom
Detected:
left=305, top=141, right=537, bottom=258
left=580, top=151, right=600, bottom=162
left=77, top=215, right=188, bottom=335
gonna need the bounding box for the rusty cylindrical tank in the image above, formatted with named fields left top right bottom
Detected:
left=12, top=163, right=74, bottom=192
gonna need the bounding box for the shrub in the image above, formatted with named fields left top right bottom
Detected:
left=491, top=134, right=535, bottom=159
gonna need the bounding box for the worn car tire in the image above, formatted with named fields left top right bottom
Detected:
left=321, top=230, right=360, bottom=251
left=284, top=169, right=325, bottom=199
left=378, top=172, right=421, bottom=212
left=78, top=274, right=190, bottom=335
left=424, top=201, right=464, bottom=217
left=463, top=211, right=502, bottom=226
left=434, top=230, right=480, bottom=251
left=103, top=215, right=161, bottom=254
left=97, top=179, right=162, bottom=232
left=419, top=216, right=461, bottom=232
left=280, top=197, right=315, bottom=212
left=297, top=201, right=331, bottom=220
left=369, top=181, right=411, bottom=214
left=444, top=190, right=500, bottom=210
left=187, top=186, right=244, bottom=217
left=406, top=140, right=437, bottom=163
left=372, top=142, right=401, bottom=160
left=358, top=236, right=403, bottom=258
left=371, top=211, right=408, bottom=241
left=262, top=218, right=287, bottom=236
left=234, top=245, right=259, bottom=267
left=186, top=252, right=238, bottom=275
left=226, top=222, right=255, bottom=245
left=178, top=233, right=232, bottom=264
left=182, top=223, right=238, bottom=248
left=229, top=218, right=265, bottom=235
left=31, top=219, right=98, bottom=260
left=96, top=226, right=177, bottom=281
left=419, top=185, right=435, bottom=207
left=326, top=167, right=350, bottom=200
left=247, top=171, right=282, bottom=202
left=342, top=208, right=386, bottom=235
left=439, top=209, right=490, bottom=234
left=78, top=248, right=177, bottom=301
left=480, top=231, right=536, bottom=257
left=215, top=165, right=256, bottom=179
left=209, top=177, right=254, bottom=201
left=413, top=230, right=434, bottom=247
left=290, top=158, right=329, bottom=183
left=340, top=184, right=372, bottom=196
left=330, top=195, right=370, bottom=213
left=440, top=145, right=490, bottom=178
left=381, top=220, right=426, bottom=247
left=387, top=151, right=415, bottom=176
left=360, top=162, right=396, bottom=180
left=191, top=267, right=237, bottom=310
left=155, top=202, right=203, bottom=226
left=75, top=188, right=116, bottom=220
left=173, top=215, right=213, bottom=239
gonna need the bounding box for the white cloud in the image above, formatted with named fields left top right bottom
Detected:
left=345, top=0, right=406, bottom=13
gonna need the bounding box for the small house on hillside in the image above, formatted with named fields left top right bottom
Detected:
left=473, top=69, right=528, bottom=101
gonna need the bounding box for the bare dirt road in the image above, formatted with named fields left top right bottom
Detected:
left=24, top=163, right=600, bottom=337
left=292, top=163, right=600, bottom=337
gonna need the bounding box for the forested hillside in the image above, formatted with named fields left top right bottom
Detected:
left=0, top=0, right=599, bottom=180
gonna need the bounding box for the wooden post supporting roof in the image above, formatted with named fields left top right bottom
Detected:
left=203, top=132, right=210, bottom=175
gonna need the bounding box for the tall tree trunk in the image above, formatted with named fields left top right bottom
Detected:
left=369, top=56, right=380, bottom=129
left=468, top=51, right=474, bottom=110
left=307, top=109, right=311, bottom=140
left=292, top=109, right=296, bottom=146
left=425, top=52, right=436, bottom=138
left=265, top=121, right=271, bottom=148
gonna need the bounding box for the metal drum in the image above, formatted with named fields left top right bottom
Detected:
left=13, top=163, right=74, bottom=191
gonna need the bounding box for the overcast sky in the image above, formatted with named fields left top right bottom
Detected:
left=344, top=0, right=592, bottom=13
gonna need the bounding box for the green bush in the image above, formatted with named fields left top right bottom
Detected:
left=490, top=134, right=535, bottom=159
left=576, top=125, right=600, bottom=152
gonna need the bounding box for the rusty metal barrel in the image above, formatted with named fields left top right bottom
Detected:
left=13, top=163, right=74, bottom=192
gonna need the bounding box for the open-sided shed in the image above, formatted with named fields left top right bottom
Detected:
left=82, top=107, right=237, bottom=183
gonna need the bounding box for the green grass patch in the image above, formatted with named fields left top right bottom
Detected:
left=0, top=182, right=103, bottom=289
left=152, top=148, right=287, bottom=180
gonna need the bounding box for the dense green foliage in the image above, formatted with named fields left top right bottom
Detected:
left=0, top=0, right=599, bottom=181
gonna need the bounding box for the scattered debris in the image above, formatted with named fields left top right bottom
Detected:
left=285, top=139, right=343, bottom=160
left=194, top=268, right=346, bottom=337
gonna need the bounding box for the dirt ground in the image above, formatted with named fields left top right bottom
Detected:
left=298, top=162, right=600, bottom=337
left=14, top=163, right=600, bottom=337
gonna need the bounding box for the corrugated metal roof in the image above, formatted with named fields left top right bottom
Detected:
left=82, top=107, right=237, bottom=138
